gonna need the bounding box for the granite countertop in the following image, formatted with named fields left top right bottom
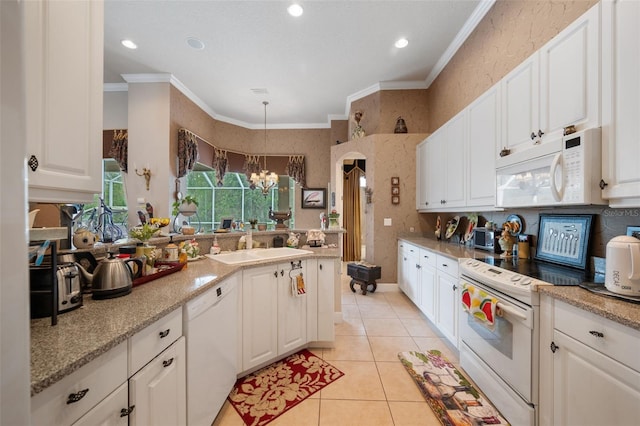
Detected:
left=30, top=248, right=339, bottom=396
left=397, top=236, right=640, bottom=332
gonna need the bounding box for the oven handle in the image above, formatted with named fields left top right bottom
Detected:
left=496, top=302, right=527, bottom=322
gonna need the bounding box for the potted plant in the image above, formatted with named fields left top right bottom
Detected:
left=248, top=218, right=258, bottom=229
left=328, top=209, right=340, bottom=229
left=172, top=195, right=199, bottom=217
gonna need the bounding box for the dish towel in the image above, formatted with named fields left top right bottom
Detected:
left=291, top=274, right=306, bottom=297
left=461, top=282, right=498, bottom=328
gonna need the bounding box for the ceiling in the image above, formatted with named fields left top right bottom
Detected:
left=104, top=0, right=492, bottom=129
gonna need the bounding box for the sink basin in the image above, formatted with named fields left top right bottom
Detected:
left=206, top=247, right=313, bottom=265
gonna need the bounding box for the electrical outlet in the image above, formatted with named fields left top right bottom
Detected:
left=409, top=227, right=415, bottom=232
left=384, top=218, right=392, bottom=226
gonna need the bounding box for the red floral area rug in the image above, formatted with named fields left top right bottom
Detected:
left=228, top=349, right=344, bottom=426
left=399, top=350, right=510, bottom=426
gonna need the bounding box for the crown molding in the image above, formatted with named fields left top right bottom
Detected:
left=121, top=73, right=172, bottom=83
left=425, top=0, right=496, bottom=87
left=103, top=83, right=128, bottom=92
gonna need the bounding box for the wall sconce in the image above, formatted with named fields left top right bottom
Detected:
left=365, top=187, right=373, bottom=204
left=135, top=167, right=152, bottom=191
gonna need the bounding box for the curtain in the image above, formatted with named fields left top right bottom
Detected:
left=243, top=154, right=262, bottom=188
left=285, top=155, right=306, bottom=188
left=109, top=129, right=128, bottom=172
left=212, top=148, right=228, bottom=186
left=177, top=129, right=199, bottom=178
left=343, top=167, right=362, bottom=261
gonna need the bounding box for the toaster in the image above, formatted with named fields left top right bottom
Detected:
left=30, top=263, right=83, bottom=319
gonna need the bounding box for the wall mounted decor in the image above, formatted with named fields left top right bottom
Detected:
left=535, top=214, right=594, bottom=269
left=391, top=187, right=399, bottom=195
left=391, top=176, right=399, bottom=186
left=301, top=188, right=326, bottom=209
left=392, top=195, right=400, bottom=205
left=626, top=226, right=640, bottom=239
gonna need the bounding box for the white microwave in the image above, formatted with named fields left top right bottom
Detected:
left=496, top=128, right=605, bottom=208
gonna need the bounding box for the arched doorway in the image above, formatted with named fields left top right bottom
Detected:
left=334, top=151, right=367, bottom=262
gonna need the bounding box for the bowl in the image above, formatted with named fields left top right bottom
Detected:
left=257, top=224, right=267, bottom=231
left=182, top=226, right=195, bottom=235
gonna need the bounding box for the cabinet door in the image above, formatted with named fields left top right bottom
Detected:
left=242, top=265, right=278, bottom=370
left=467, top=84, right=499, bottom=208
left=317, top=259, right=336, bottom=342
left=278, top=262, right=307, bottom=355
left=418, top=255, right=436, bottom=322
left=552, top=330, right=640, bottom=425
left=129, top=337, right=186, bottom=426
left=436, top=271, right=459, bottom=347
left=501, top=53, right=540, bottom=156
left=539, top=4, right=600, bottom=142
left=602, top=0, right=640, bottom=206
left=72, top=383, right=129, bottom=426
left=405, top=246, right=419, bottom=304
left=24, top=0, right=103, bottom=203
left=442, top=112, right=467, bottom=208
left=426, top=131, right=444, bottom=209
left=416, top=140, right=430, bottom=210
left=397, top=243, right=407, bottom=292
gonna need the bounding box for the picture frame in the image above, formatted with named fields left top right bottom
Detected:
left=626, top=226, right=640, bottom=240
left=391, top=176, right=400, bottom=186
left=535, top=214, right=594, bottom=269
left=391, top=186, right=399, bottom=195
left=391, top=195, right=400, bottom=205
left=301, top=188, right=327, bottom=209
left=220, top=217, right=233, bottom=230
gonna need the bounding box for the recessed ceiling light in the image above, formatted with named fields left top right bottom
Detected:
left=287, top=4, right=303, bottom=17
left=395, top=38, right=409, bottom=49
left=121, top=39, right=137, bottom=49
left=186, top=37, right=205, bottom=50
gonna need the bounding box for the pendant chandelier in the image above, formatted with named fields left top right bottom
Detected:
left=250, top=101, right=279, bottom=196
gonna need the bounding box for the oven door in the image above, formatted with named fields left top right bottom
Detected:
left=459, top=276, right=534, bottom=403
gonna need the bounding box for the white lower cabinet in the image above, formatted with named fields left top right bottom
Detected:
left=397, top=242, right=419, bottom=302
left=71, top=383, right=128, bottom=426
left=129, top=337, right=186, bottom=426
left=435, top=254, right=459, bottom=347
left=540, top=297, right=640, bottom=425
left=417, top=249, right=437, bottom=322
left=242, top=261, right=309, bottom=372
left=311, top=258, right=337, bottom=342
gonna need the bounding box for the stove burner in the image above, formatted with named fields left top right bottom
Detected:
left=474, top=256, right=589, bottom=286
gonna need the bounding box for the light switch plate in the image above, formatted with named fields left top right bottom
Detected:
left=384, top=218, right=392, bottom=226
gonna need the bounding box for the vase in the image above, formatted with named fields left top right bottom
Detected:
left=329, top=218, right=339, bottom=229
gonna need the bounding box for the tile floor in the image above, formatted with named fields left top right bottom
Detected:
left=213, top=266, right=460, bottom=426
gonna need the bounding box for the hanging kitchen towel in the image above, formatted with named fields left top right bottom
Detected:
left=461, top=282, right=498, bottom=328
left=291, top=274, right=306, bottom=297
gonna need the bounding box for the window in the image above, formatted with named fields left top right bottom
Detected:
left=185, top=170, right=294, bottom=231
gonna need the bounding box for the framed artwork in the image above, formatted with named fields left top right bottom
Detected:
left=626, top=226, right=640, bottom=240
left=301, top=188, right=326, bottom=209
left=220, top=217, right=233, bottom=229
left=391, top=176, right=400, bottom=186
left=392, top=195, right=400, bottom=205
left=391, top=186, right=399, bottom=195
left=535, top=214, right=594, bottom=269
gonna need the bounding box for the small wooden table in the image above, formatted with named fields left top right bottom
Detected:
left=347, top=262, right=381, bottom=295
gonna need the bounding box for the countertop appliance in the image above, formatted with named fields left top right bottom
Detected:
left=30, top=262, right=82, bottom=318
left=605, top=235, right=640, bottom=296
left=496, top=128, right=604, bottom=207
left=473, top=227, right=496, bottom=251
left=77, top=253, right=142, bottom=299
left=184, top=274, right=239, bottom=426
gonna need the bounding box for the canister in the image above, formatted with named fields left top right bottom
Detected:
left=163, top=243, right=179, bottom=261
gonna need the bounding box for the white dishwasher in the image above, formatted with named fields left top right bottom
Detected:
left=184, top=273, right=239, bottom=426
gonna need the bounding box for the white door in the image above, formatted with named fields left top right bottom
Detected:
left=242, top=265, right=278, bottom=370
left=501, top=53, right=540, bottom=156
left=416, top=140, right=430, bottom=210
left=436, top=271, right=458, bottom=346
left=404, top=246, right=419, bottom=304
left=129, top=338, right=186, bottom=426
left=467, top=84, right=499, bottom=208
left=24, top=0, right=103, bottom=203
left=426, top=131, right=444, bottom=209
left=601, top=0, right=640, bottom=206
left=539, top=4, right=600, bottom=142
left=72, top=383, right=129, bottom=426
left=552, top=330, right=640, bottom=425
left=418, top=253, right=436, bottom=322
left=442, top=112, right=466, bottom=208
left=278, top=262, right=307, bottom=355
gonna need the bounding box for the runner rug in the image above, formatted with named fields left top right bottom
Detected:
left=399, top=350, right=510, bottom=426
left=228, top=349, right=344, bottom=426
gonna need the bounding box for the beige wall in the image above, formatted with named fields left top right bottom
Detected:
left=169, top=86, right=333, bottom=229
left=426, top=0, right=598, bottom=131
left=349, top=89, right=429, bottom=136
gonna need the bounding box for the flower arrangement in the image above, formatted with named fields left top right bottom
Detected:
left=179, top=239, right=200, bottom=258
left=129, top=223, right=160, bottom=242
left=328, top=209, right=340, bottom=229
left=172, top=195, right=199, bottom=216
left=328, top=209, right=340, bottom=219
left=149, top=217, right=170, bottom=228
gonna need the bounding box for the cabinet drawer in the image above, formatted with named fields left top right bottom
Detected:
left=31, top=341, right=127, bottom=426
left=419, top=248, right=437, bottom=268
left=129, top=307, right=182, bottom=376
left=436, top=254, right=458, bottom=277
left=554, top=300, right=640, bottom=372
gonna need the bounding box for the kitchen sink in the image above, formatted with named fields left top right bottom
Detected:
left=206, top=247, right=313, bottom=265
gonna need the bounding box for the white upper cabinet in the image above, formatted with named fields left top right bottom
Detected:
left=467, top=83, right=500, bottom=208
left=500, top=4, right=600, bottom=158
left=416, top=140, right=429, bottom=210
left=601, top=0, right=640, bottom=207
left=24, top=0, right=104, bottom=203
